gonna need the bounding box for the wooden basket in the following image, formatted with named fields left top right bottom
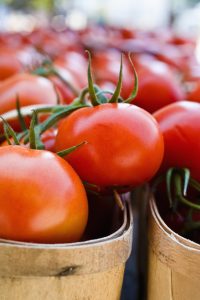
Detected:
left=148, top=194, right=200, bottom=300
left=0, top=197, right=133, bottom=300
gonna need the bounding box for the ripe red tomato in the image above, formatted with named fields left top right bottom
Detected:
left=56, top=103, right=164, bottom=189
left=54, top=51, right=87, bottom=88
left=0, top=146, right=88, bottom=243
left=132, top=60, right=184, bottom=113
left=0, top=47, right=22, bottom=80
left=0, top=73, right=60, bottom=115
left=154, top=101, right=200, bottom=181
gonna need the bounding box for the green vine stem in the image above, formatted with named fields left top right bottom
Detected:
left=109, top=54, right=123, bottom=103
left=86, top=50, right=100, bottom=106
left=29, top=110, right=45, bottom=150
left=23, top=103, right=89, bottom=144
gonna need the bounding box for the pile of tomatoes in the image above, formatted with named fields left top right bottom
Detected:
left=1, top=25, right=200, bottom=244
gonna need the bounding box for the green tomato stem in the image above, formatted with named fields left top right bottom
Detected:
left=29, top=110, right=44, bottom=150
left=86, top=50, right=100, bottom=106
left=124, top=53, right=138, bottom=103
left=109, top=54, right=123, bottom=103
left=16, top=95, right=27, bottom=131
left=0, top=117, right=20, bottom=145
left=57, top=141, right=87, bottom=157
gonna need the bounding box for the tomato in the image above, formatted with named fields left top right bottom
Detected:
left=0, top=73, right=60, bottom=114
left=0, top=45, right=45, bottom=81
left=54, top=51, right=87, bottom=88
left=55, top=103, right=164, bottom=189
left=154, top=101, right=200, bottom=182
left=132, top=59, right=184, bottom=113
left=50, top=75, right=77, bottom=104
left=39, top=128, right=57, bottom=152
left=0, top=47, right=22, bottom=80
left=48, top=66, right=81, bottom=104
left=0, top=146, right=88, bottom=243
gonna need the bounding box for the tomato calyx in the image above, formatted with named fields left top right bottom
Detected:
left=0, top=116, right=20, bottom=146
left=1, top=107, right=87, bottom=157
left=20, top=102, right=89, bottom=145
left=85, top=50, right=138, bottom=106
left=18, top=51, right=138, bottom=140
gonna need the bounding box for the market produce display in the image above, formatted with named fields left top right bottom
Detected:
left=0, top=24, right=200, bottom=247
left=153, top=101, right=200, bottom=243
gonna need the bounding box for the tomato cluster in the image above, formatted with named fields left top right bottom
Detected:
left=1, top=24, right=200, bottom=245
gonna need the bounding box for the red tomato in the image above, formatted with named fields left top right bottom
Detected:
left=54, top=51, right=87, bottom=88
left=0, top=146, right=88, bottom=243
left=55, top=103, right=164, bottom=189
left=40, top=128, right=57, bottom=152
left=0, top=73, right=60, bottom=114
left=49, top=75, right=76, bottom=104
left=0, top=46, right=45, bottom=81
left=49, top=66, right=80, bottom=104
left=154, top=101, right=200, bottom=181
left=132, top=60, right=184, bottom=113
left=0, top=47, right=22, bottom=80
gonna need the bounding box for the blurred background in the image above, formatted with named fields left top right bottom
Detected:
left=0, top=0, right=200, bottom=35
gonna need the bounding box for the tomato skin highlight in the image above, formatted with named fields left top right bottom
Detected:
left=0, top=146, right=88, bottom=243
left=0, top=73, right=59, bottom=114
left=56, top=103, right=164, bottom=188
left=153, top=101, right=200, bottom=182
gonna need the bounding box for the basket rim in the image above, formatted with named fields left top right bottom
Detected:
left=149, top=194, right=200, bottom=252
